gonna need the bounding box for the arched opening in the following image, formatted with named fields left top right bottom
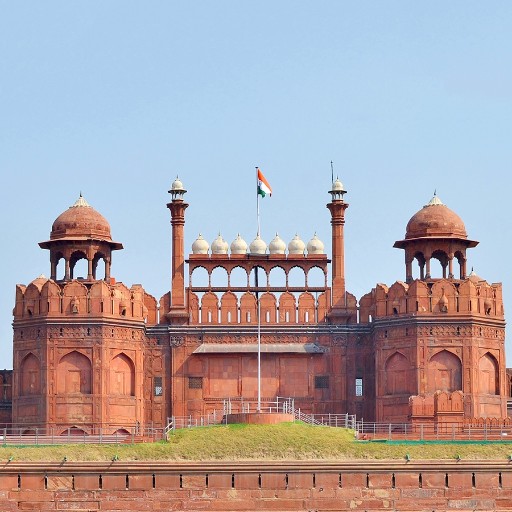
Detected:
left=211, top=266, right=228, bottom=288
left=113, top=428, right=130, bottom=436
left=307, top=266, right=325, bottom=289
left=288, top=266, right=306, bottom=289
left=57, top=351, right=92, bottom=394
left=54, top=252, right=66, bottom=280
left=250, top=266, right=267, bottom=289
left=430, top=250, right=449, bottom=279
left=110, top=353, right=135, bottom=396
left=190, top=266, right=209, bottom=288
left=269, top=266, right=286, bottom=288
left=427, top=350, right=462, bottom=393
left=412, top=252, right=426, bottom=280
left=20, top=353, right=41, bottom=396
left=230, top=266, right=248, bottom=289
left=70, top=250, right=88, bottom=280
left=479, top=353, right=499, bottom=395
left=60, top=427, right=88, bottom=436
left=92, top=252, right=107, bottom=280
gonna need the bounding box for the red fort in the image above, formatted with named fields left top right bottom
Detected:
left=5, top=177, right=508, bottom=434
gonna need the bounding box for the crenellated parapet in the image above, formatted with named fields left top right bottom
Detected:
left=362, top=277, right=503, bottom=321
left=14, top=277, right=150, bottom=323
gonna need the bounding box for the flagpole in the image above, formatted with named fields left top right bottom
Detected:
left=256, top=167, right=261, bottom=237
left=255, top=166, right=261, bottom=413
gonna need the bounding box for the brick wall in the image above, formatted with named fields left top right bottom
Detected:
left=0, top=460, right=510, bottom=510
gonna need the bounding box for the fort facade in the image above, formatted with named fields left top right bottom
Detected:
left=7, top=177, right=507, bottom=433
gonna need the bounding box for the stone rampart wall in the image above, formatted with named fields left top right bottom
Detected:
left=0, top=460, right=511, bottom=510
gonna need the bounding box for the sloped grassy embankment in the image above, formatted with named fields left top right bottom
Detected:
left=1, top=422, right=511, bottom=462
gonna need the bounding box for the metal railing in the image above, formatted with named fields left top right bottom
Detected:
left=0, top=425, right=166, bottom=446
left=165, top=396, right=357, bottom=434
left=355, top=421, right=512, bottom=441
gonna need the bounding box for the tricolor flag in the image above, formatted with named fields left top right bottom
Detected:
left=257, top=168, right=272, bottom=198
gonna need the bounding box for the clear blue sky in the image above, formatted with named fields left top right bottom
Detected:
left=1, top=1, right=512, bottom=367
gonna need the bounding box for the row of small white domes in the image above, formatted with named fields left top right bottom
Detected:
left=192, top=233, right=325, bottom=255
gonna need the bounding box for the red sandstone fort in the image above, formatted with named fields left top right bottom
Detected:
left=1, top=177, right=509, bottom=433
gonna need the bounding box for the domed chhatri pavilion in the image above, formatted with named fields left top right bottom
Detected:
left=9, top=178, right=507, bottom=434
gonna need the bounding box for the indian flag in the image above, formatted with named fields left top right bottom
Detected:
left=257, top=168, right=272, bottom=197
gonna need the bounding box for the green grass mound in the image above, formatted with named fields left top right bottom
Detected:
left=1, top=422, right=512, bottom=461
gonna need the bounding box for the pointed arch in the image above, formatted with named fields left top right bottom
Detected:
left=260, top=292, right=277, bottom=323
left=20, top=353, right=41, bottom=396
left=269, top=266, right=287, bottom=288
left=427, top=350, right=462, bottom=393
left=201, top=292, right=219, bottom=323
left=384, top=352, right=415, bottom=395
left=220, top=291, right=238, bottom=323
left=479, top=352, right=499, bottom=395
left=240, top=292, right=257, bottom=324
left=110, top=353, right=135, bottom=396
left=57, top=351, right=92, bottom=394
left=279, top=292, right=296, bottom=323
left=298, top=292, right=315, bottom=323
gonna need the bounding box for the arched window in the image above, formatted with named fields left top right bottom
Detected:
left=57, top=351, right=92, bottom=394
left=427, top=350, right=462, bottom=393
left=110, top=353, right=135, bottom=396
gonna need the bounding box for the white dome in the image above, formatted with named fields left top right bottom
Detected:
left=288, top=234, right=305, bottom=255
left=332, top=177, right=345, bottom=192
left=211, top=234, right=228, bottom=254
left=249, top=235, right=267, bottom=255
left=192, top=234, right=209, bottom=254
left=307, top=233, right=324, bottom=255
left=171, top=176, right=185, bottom=191
left=269, top=233, right=286, bottom=254
left=230, top=234, right=248, bottom=254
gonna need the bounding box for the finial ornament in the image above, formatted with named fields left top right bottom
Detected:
left=426, top=191, right=443, bottom=207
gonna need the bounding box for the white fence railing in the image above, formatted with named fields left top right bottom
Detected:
left=354, top=421, right=512, bottom=441
left=0, top=425, right=166, bottom=445
left=165, top=396, right=357, bottom=434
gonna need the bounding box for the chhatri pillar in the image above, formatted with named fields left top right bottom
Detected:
left=326, top=178, right=350, bottom=321
left=166, top=177, right=190, bottom=324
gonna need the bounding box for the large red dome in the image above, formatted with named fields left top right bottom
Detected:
left=404, top=195, right=467, bottom=240
left=49, top=195, right=113, bottom=242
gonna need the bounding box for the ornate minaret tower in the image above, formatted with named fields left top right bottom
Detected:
left=166, top=177, right=189, bottom=325
left=326, top=178, right=350, bottom=321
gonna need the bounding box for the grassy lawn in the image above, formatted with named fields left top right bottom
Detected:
left=1, top=422, right=512, bottom=462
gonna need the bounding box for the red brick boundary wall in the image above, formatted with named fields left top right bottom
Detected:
left=0, top=460, right=511, bottom=510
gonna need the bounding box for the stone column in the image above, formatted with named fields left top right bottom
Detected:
left=326, top=200, right=349, bottom=308
left=168, top=200, right=188, bottom=308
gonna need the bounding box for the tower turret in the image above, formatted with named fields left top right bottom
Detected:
left=166, top=176, right=189, bottom=324
left=326, top=177, right=349, bottom=313
left=39, top=194, right=123, bottom=282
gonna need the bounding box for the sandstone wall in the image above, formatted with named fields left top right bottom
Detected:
left=0, top=460, right=511, bottom=510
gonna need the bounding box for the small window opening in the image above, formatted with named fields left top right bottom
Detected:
left=355, top=378, right=363, bottom=397
left=315, top=376, right=329, bottom=389
left=154, top=377, right=163, bottom=396
left=188, top=377, right=203, bottom=389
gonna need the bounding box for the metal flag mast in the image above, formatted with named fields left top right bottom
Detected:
left=255, top=166, right=261, bottom=413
